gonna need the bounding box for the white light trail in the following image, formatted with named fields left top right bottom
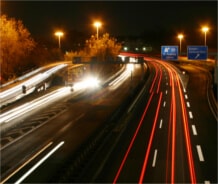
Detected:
left=0, top=64, right=67, bottom=107
left=109, top=64, right=133, bottom=89
left=0, top=142, right=53, bottom=183
left=0, top=87, right=71, bottom=124
left=15, top=141, right=64, bottom=184
left=73, top=76, right=100, bottom=91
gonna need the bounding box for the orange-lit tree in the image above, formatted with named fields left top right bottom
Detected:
left=85, top=33, right=121, bottom=61
left=65, top=33, right=121, bottom=62
left=0, top=15, right=35, bottom=81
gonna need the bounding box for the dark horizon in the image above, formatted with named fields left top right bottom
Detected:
left=1, top=1, right=217, bottom=49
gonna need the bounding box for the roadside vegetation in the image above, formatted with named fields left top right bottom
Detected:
left=0, top=15, right=36, bottom=82
left=64, top=33, right=122, bottom=62
left=0, top=15, right=122, bottom=84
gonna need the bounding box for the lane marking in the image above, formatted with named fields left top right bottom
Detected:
left=175, top=68, right=196, bottom=183
left=0, top=142, right=53, bottom=184
left=152, top=149, right=158, bottom=167
left=165, top=90, right=168, bottom=95
left=204, top=181, right=210, bottom=184
left=191, top=125, right=197, bottom=135
left=159, top=119, right=163, bottom=129
left=196, top=145, right=205, bottom=162
left=163, top=101, right=166, bottom=107
left=139, top=92, right=163, bottom=183
left=15, top=141, right=65, bottom=184
left=189, top=111, right=193, bottom=119
left=113, top=92, right=155, bottom=183
left=183, top=88, right=186, bottom=93
left=185, top=94, right=188, bottom=99
left=187, top=101, right=190, bottom=108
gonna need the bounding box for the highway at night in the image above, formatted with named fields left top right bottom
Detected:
left=1, top=1, right=217, bottom=183
left=0, top=56, right=217, bottom=184
left=91, top=58, right=217, bottom=184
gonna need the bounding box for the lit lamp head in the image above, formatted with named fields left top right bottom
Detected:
left=93, top=21, right=102, bottom=39
left=202, top=27, right=209, bottom=33
left=54, top=31, right=64, bottom=48
left=55, top=31, right=64, bottom=37
left=94, top=22, right=102, bottom=28
left=201, top=26, right=209, bottom=45
left=178, top=34, right=184, bottom=40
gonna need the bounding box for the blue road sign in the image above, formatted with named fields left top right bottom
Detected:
left=187, top=46, right=208, bottom=60
left=161, top=46, right=178, bottom=60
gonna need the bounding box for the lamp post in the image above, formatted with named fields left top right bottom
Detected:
left=202, top=27, right=209, bottom=46
left=94, top=21, right=101, bottom=39
left=178, top=34, right=184, bottom=55
left=55, top=31, right=64, bottom=49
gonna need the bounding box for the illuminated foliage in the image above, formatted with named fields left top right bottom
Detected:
left=65, top=33, right=122, bottom=62
left=0, top=14, right=36, bottom=81
left=86, top=33, right=122, bottom=61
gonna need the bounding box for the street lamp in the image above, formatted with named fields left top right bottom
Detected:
left=202, top=27, right=209, bottom=46
left=178, top=34, right=184, bottom=54
left=54, top=31, right=64, bottom=49
left=93, top=21, right=102, bottom=39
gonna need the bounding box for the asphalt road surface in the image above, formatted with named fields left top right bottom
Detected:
left=1, top=63, right=147, bottom=183
left=1, top=58, right=216, bottom=184
left=80, top=59, right=217, bottom=184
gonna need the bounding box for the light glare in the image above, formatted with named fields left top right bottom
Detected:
left=54, top=31, right=64, bottom=36
left=94, top=22, right=102, bottom=28
left=178, top=34, right=184, bottom=39
left=202, top=27, right=209, bottom=32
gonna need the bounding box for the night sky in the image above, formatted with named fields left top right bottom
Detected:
left=1, top=1, right=217, bottom=48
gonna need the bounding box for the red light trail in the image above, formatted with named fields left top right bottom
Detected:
left=138, top=92, right=162, bottom=183
left=113, top=56, right=197, bottom=183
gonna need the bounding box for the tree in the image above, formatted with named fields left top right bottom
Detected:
left=0, top=14, right=36, bottom=81
left=86, top=33, right=122, bottom=61
left=65, top=33, right=122, bottom=62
